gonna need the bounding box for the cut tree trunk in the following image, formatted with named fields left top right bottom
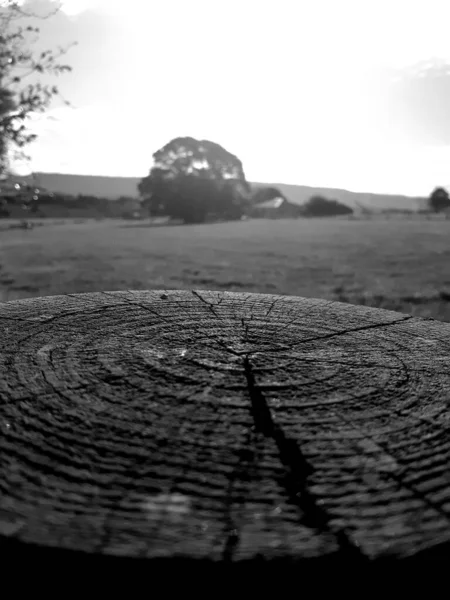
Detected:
left=1, top=290, right=449, bottom=571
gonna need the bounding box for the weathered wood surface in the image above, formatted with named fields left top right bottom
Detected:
left=1, top=289, right=450, bottom=567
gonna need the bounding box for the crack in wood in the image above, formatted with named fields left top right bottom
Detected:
left=242, top=354, right=368, bottom=560
left=221, top=428, right=257, bottom=562
left=266, top=314, right=415, bottom=354
left=334, top=387, right=450, bottom=524
left=191, top=289, right=221, bottom=319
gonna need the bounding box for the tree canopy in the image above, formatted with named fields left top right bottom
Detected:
left=138, top=137, right=251, bottom=223
left=0, top=1, right=74, bottom=214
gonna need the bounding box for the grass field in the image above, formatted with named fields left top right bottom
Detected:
left=2, top=216, right=450, bottom=321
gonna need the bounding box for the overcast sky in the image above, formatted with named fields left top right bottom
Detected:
left=9, top=0, right=450, bottom=194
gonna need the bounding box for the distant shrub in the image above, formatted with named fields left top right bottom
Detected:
left=302, top=195, right=353, bottom=217
left=428, top=187, right=450, bottom=213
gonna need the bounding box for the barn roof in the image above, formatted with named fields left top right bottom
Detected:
left=253, top=197, right=285, bottom=209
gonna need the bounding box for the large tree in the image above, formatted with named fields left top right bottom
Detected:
left=0, top=1, right=74, bottom=214
left=138, top=137, right=251, bottom=223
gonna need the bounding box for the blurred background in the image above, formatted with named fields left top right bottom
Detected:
left=2, top=0, right=450, bottom=321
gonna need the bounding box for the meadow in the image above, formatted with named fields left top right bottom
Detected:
left=2, top=216, right=450, bottom=322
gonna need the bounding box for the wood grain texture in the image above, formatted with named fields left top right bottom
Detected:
left=1, top=289, right=450, bottom=567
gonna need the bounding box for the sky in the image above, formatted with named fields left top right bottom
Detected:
left=7, top=0, right=450, bottom=194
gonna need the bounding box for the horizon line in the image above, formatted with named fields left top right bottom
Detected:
left=21, top=170, right=432, bottom=199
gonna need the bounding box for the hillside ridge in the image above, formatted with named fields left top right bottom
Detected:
left=22, top=172, right=426, bottom=211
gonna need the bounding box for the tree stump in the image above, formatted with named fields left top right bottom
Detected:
left=1, top=290, right=450, bottom=571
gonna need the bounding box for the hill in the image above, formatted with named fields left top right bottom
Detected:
left=23, top=173, right=142, bottom=200
left=250, top=182, right=426, bottom=212
left=21, top=172, right=425, bottom=212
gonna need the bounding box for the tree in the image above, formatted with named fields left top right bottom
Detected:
left=302, top=195, right=353, bottom=217
left=138, top=137, right=251, bottom=223
left=428, top=187, right=450, bottom=213
left=0, top=1, right=74, bottom=213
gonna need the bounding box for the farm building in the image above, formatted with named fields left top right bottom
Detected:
left=115, top=197, right=147, bottom=219
left=248, top=196, right=304, bottom=218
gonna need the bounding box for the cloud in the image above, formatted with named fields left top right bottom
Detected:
left=0, top=1, right=101, bottom=17
left=373, top=60, right=450, bottom=145
left=25, top=104, right=167, bottom=176
left=58, top=1, right=93, bottom=15
left=57, top=0, right=149, bottom=16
